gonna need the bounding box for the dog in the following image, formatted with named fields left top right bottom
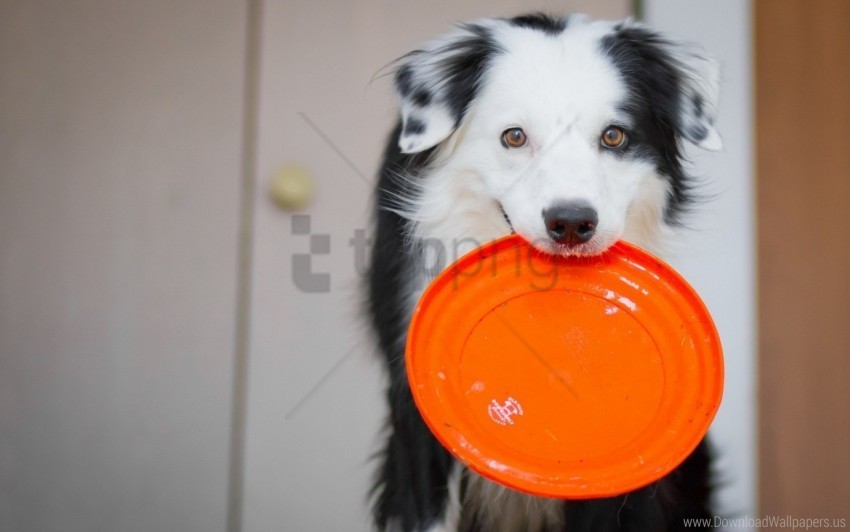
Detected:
left=367, top=13, right=721, bottom=532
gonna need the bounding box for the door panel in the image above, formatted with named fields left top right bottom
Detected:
left=0, top=2, right=247, bottom=531
left=244, top=2, right=630, bottom=530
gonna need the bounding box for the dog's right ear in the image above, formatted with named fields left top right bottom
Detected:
left=394, top=22, right=502, bottom=154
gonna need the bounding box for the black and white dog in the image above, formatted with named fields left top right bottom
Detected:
left=367, top=13, right=721, bottom=532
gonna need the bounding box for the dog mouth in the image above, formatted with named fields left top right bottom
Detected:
left=499, top=203, right=515, bottom=234
left=536, top=238, right=613, bottom=258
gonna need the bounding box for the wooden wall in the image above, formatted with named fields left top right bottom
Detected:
left=756, top=0, right=850, bottom=520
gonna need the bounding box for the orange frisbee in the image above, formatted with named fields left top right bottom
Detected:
left=405, top=234, right=723, bottom=499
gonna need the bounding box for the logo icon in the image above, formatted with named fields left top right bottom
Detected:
left=291, top=214, right=331, bottom=293
left=488, top=397, right=524, bottom=426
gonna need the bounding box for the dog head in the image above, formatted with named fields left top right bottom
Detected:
left=394, top=13, right=720, bottom=255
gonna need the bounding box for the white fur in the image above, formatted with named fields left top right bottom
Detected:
left=460, top=471, right=564, bottom=532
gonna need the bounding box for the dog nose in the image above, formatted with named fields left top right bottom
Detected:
left=543, top=201, right=598, bottom=247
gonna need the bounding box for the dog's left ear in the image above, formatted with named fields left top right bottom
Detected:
left=672, top=49, right=723, bottom=151
left=393, top=21, right=502, bottom=154
left=605, top=24, right=722, bottom=151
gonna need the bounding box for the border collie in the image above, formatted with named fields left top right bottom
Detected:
left=367, top=13, right=721, bottom=532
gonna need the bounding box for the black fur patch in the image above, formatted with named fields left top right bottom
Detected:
left=412, top=89, right=432, bottom=107
left=601, top=27, right=696, bottom=224
left=688, top=124, right=709, bottom=142
left=396, top=64, right=414, bottom=98
left=403, top=117, right=426, bottom=136
left=692, top=93, right=705, bottom=118
left=508, top=13, right=568, bottom=36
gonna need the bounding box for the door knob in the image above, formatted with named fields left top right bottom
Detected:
left=269, top=164, right=313, bottom=211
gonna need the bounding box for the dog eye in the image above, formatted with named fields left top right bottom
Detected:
left=600, top=126, right=627, bottom=149
left=501, top=128, right=528, bottom=149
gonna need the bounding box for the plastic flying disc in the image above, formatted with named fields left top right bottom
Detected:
left=405, top=234, right=723, bottom=499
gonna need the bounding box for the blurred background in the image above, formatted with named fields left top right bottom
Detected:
left=0, top=0, right=847, bottom=531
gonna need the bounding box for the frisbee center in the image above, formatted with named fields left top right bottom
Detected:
left=459, top=290, right=664, bottom=461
